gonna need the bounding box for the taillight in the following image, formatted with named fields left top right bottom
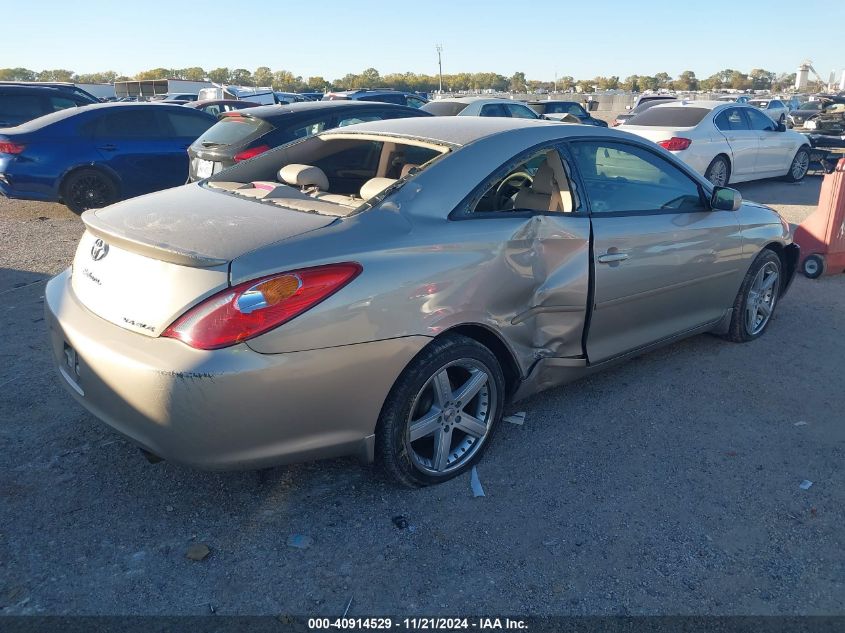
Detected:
left=657, top=137, right=692, bottom=151
left=162, top=263, right=362, bottom=350
left=0, top=142, right=25, bottom=154
left=233, top=144, right=270, bottom=162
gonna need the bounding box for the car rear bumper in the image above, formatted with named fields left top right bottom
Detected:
left=45, top=269, right=429, bottom=469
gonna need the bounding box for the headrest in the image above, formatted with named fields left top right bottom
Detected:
left=360, top=177, right=397, bottom=200
left=278, top=164, right=329, bottom=190
left=400, top=163, right=420, bottom=178
left=532, top=162, right=556, bottom=195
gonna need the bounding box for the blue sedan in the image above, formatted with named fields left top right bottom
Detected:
left=0, top=103, right=215, bottom=212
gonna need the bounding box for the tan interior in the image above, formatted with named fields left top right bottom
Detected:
left=209, top=139, right=438, bottom=210
left=512, top=151, right=574, bottom=213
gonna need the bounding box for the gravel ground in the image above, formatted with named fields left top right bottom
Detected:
left=1, top=175, right=843, bottom=617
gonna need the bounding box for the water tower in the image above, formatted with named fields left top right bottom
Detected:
left=795, top=61, right=810, bottom=91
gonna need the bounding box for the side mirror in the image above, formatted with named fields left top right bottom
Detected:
left=776, top=121, right=786, bottom=132
left=711, top=186, right=742, bottom=211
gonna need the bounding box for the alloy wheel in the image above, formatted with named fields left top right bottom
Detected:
left=69, top=174, right=110, bottom=210
left=708, top=160, right=728, bottom=186
left=405, top=359, right=496, bottom=475
left=791, top=151, right=810, bottom=180
left=745, top=262, right=779, bottom=336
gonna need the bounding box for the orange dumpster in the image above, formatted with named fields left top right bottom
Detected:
left=794, top=157, right=845, bottom=278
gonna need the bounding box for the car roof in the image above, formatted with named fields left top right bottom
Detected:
left=3, top=102, right=209, bottom=133
left=437, top=97, right=521, bottom=105
left=0, top=83, right=79, bottom=94
left=649, top=100, right=728, bottom=111
left=320, top=116, right=590, bottom=147
left=189, top=99, right=256, bottom=107
left=527, top=100, right=581, bottom=105
left=226, top=100, right=418, bottom=122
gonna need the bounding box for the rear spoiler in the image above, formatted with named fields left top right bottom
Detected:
left=81, top=210, right=228, bottom=268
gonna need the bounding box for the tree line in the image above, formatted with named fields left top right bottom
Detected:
left=0, top=66, right=805, bottom=93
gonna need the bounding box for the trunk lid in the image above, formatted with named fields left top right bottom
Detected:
left=73, top=183, right=336, bottom=336
left=621, top=126, right=694, bottom=144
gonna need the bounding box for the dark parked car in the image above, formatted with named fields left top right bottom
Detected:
left=322, top=89, right=428, bottom=108
left=187, top=100, right=431, bottom=181
left=0, top=103, right=215, bottom=212
left=184, top=99, right=262, bottom=117
left=613, top=97, right=677, bottom=126
left=0, top=81, right=99, bottom=103
left=787, top=97, right=845, bottom=129
left=527, top=100, right=608, bottom=126
left=0, top=84, right=99, bottom=127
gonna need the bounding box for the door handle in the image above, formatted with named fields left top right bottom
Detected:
left=597, top=252, right=629, bottom=264
left=97, top=144, right=117, bottom=151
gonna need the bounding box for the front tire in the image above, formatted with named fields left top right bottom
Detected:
left=782, top=147, right=810, bottom=183
left=62, top=168, right=117, bottom=214
left=376, top=334, right=505, bottom=488
left=704, top=155, right=731, bottom=187
left=725, top=250, right=782, bottom=343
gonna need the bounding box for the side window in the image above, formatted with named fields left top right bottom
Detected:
left=164, top=111, right=214, bottom=137
left=337, top=114, right=382, bottom=127
left=569, top=141, right=705, bottom=213
left=313, top=141, right=382, bottom=178
left=0, top=94, right=45, bottom=125
left=204, top=105, right=222, bottom=116
left=361, top=94, right=403, bottom=105
left=289, top=119, right=327, bottom=139
left=94, top=109, right=166, bottom=138
left=714, top=108, right=750, bottom=131
left=468, top=147, right=577, bottom=214
left=479, top=103, right=508, bottom=117
left=505, top=104, right=537, bottom=119
left=745, top=108, right=776, bottom=131
left=49, top=96, right=78, bottom=112
left=406, top=96, right=426, bottom=109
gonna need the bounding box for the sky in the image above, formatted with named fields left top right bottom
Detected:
left=7, top=0, right=845, bottom=82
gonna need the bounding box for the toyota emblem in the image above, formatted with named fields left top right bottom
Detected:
left=90, top=238, right=109, bottom=261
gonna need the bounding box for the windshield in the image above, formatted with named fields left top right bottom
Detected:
left=627, top=107, right=709, bottom=127
left=421, top=101, right=469, bottom=116
left=195, top=115, right=268, bottom=147
left=544, top=103, right=584, bottom=115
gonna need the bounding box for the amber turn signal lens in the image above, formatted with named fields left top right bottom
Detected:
left=255, top=275, right=301, bottom=305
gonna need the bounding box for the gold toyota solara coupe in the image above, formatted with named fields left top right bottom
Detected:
left=46, top=117, right=798, bottom=486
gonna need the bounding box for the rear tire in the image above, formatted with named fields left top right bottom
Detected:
left=376, top=334, right=505, bottom=488
left=802, top=254, right=825, bottom=279
left=724, top=250, right=782, bottom=343
left=62, top=168, right=117, bottom=214
left=782, top=147, right=810, bottom=183
left=704, top=155, right=731, bottom=186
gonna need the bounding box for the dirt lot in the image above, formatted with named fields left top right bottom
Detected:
left=1, top=175, right=843, bottom=617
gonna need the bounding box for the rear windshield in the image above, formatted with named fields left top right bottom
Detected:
left=195, top=115, right=268, bottom=146
left=627, top=107, right=709, bottom=127
left=421, top=101, right=469, bottom=116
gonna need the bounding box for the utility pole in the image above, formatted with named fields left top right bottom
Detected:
left=436, top=44, right=443, bottom=93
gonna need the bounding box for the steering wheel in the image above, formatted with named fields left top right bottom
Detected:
left=495, top=171, right=533, bottom=208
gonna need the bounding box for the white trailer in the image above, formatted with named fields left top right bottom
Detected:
left=114, top=79, right=213, bottom=99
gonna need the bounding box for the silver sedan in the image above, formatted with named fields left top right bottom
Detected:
left=45, top=117, right=798, bottom=487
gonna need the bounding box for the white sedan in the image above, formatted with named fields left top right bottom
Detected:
left=622, top=101, right=811, bottom=186
left=748, top=98, right=789, bottom=124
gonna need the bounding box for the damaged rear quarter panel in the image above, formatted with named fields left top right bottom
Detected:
left=242, top=206, right=591, bottom=377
